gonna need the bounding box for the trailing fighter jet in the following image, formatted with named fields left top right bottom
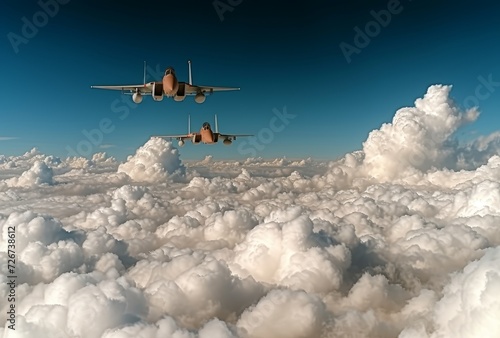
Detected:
left=156, top=115, right=252, bottom=147
left=91, top=60, right=239, bottom=104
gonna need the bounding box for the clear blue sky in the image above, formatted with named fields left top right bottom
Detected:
left=2, top=0, right=500, bottom=160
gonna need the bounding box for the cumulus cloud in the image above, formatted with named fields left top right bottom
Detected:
left=4, top=161, right=54, bottom=187
left=232, top=212, right=350, bottom=294
left=430, top=246, right=500, bottom=337
left=2, top=84, right=500, bottom=337
left=362, top=85, right=479, bottom=181
left=118, top=137, right=185, bottom=183
left=237, top=289, right=328, bottom=338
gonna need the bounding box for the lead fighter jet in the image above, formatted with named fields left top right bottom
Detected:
left=91, top=60, right=239, bottom=104
left=156, top=115, right=252, bottom=147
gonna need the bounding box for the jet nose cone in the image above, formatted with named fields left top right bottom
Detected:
left=162, top=74, right=178, bottom=96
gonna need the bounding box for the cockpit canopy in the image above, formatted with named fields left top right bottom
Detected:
left=202, top=122, right=211, bottom=130
left=165, top=67, right=175, bottom=75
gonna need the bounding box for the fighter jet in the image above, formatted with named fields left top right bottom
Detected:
left=156, top=115, right=252, bottom=147
left=91, top=60, right=239, bottom=104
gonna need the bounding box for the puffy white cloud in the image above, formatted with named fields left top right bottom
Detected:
left=430, top=246, right=500, bottom=337
left=237, top=289, right=328, bottom=338
left=118, top=137, right=185, bottom=183
left=127, top=249, right=264, bottom=328
left=343, top=273, right=409, bottom=312
left=231, top=212, right=351, bottom=294
left=5, top=160, right=54, bottom=187
left=101, top=317, right=196, bottom=338
left=66, top=278, right=147, bottom=338
left=1, top=211, right=69, bottom=250
left=361, top=85, right=479, bottom=181
left=63, top=152, right=117, bottom=170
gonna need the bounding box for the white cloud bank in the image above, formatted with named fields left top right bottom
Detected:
left=1, top=84, right=500, bottom=337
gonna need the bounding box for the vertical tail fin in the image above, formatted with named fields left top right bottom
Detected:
left=188, top=114, right=191, bottom=134
left=143, top=61, right=147, bottom=84
left=214, top=114, right=219, bottom=133
left=188, top=60, right=193, bottom=85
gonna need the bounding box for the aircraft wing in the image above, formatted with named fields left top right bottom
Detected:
left=218, top=133, right=253, bottom=140
left=154, top=134, right=194, bottom=140
left=184, top=83, right=240, bottom=95
left=91, top=83, right=153, bottom=94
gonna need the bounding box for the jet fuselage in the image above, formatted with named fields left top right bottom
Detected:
left=162, top=67, right=179, bottom=96
left=199, top=122, right=216, bottom=144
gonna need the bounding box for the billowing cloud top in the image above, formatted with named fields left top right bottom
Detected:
left=118, top=137, right=185, bottom=183
left=362, top=85, right=479, bottom=181
left=1, top=84, right=500, bottom=337
left=4, top=161, right=54, bottom=187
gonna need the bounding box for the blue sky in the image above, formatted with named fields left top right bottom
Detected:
left=1, top=0, right=500, bottom=161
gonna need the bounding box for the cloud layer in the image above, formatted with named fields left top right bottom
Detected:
left=1, top=84, right=500, bottom=337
